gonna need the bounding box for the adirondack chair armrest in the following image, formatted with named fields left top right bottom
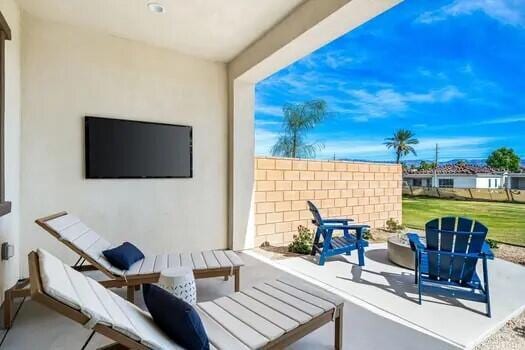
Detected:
left=322, top=218, right=354, bottom=224
left=407, top=233, right=425, bottom=252
left=320, top=224, right=369, bottom=231
left=481, top=242, right=495, bottom=260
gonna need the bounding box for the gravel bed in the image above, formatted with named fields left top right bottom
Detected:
left=475, top=311, right=525, bottom=350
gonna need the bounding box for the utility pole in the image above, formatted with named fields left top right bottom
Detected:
left=433, top=143, right=439, bottom=187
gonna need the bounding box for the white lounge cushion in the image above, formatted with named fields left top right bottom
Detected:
left=37, top=249, right=182, bottom=350
left=38, top=248, right=82, bottom=311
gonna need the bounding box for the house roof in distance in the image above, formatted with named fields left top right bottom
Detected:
left=404, top=164, right=499, bottom=175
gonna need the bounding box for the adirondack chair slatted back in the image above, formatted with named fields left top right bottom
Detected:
left=425, top=217, right=488, bottom=284
left=307, top=201, right=323, bottom=226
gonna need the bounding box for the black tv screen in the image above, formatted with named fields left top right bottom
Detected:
left=85, top=116, right=192, bottom=178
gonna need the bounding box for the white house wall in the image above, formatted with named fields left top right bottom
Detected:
left=475, top=177, right=502, bottom=189
left=19, top=15, right=228, bottom=275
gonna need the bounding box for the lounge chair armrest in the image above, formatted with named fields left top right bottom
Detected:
left=407, top=233, right=425, bottom=252
left=481, top=241, right=495, bottom=260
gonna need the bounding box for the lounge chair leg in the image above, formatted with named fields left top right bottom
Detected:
left=3, top=289, right=13, bottom=329
left=234, top=268, right=240, bottom=292
left=357, top=247, right=365, bottom=266
left=483, top=258, right=491, bottom=317
left=311, top=228, right=321, bottom=256
left=3, top=279, right=31, bottom=329
left=418, top=281, right=422, bottom=305
left=134, top=285, right=140, bottom=291
left=319, top=255, right=326, bottom=266
left=126, top=286, right=135, bottom=303
left=414, top=254, right=418, bottom=284
left=335, top=309, right=343, bottom=350
left=224, top=275, right=229, bottom=281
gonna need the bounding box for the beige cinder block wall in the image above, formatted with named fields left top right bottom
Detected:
left=19, top=15, right=227, bottom=275
left=254, top=157, right=402, bottom=246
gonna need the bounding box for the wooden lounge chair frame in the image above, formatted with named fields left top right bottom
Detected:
left=3, top=211, right=241, bottom=328
left=35, top=212, right=240, bottom=296
left=28, top=251, right=344, bottom=349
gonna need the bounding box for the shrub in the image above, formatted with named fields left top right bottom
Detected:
left=288, top=225, right=313, bottom=254
left=386, top=218, right=404, bottom=233
left=362, top=228, right=372, bottom=240
left=486, top=239, right=499, bottom=249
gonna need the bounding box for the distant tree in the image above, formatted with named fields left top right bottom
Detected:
left=417, top=161, right=436, bottom=171
left=487, top=147, right=520, bottom=172
left=271, top=100, right=327, bottom=158
left=384, top=129, right=419, bottom=164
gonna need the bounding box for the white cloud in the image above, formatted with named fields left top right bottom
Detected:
left=255, top=120, right=281, bottom=127
left=255, top=128, right=279, bottom=155
left=255, top=102, right=282, bottom=117
left=476, top=114, right=525, bottom=125
left=418, top=114, right=525, bottom=131
left=417, top=0, right=525, bottom=27
left=342, top=85, right=464, bottom=121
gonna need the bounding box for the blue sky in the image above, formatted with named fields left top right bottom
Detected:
left=255, top=0, right=525, bottom=162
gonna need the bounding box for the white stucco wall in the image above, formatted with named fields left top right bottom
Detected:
left=0, top=0, right=21, bottom=302
left=445, top=177, right=477, bottom=189
left=19, top=15, right=228, bottom=275
left=476, top=177, right=502, bottom=189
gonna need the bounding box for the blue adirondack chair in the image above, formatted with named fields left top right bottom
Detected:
left=308, top=201, right=370, bottom=266
left=407, top=217, right=494, bottom=317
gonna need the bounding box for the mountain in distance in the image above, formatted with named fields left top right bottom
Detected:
left=337, top=158, right=525, bottom=167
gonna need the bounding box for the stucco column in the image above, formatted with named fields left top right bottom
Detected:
left=228, top=79, right=256, bottom=250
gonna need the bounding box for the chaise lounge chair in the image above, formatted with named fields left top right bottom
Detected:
left=3, top=211, right=244, bottom=328
left=28, top=249, right=344, bottom=349
left=35, top=212, right=244, bottom=296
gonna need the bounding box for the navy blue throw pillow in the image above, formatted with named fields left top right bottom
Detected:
left=143, top=284, right=209, bottom=350
left=102, top=242, right=144, bottom=270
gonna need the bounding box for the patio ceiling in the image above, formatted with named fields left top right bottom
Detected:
left=16, top=0, right=305, bottom=62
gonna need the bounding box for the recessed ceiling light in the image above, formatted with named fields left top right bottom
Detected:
left=147, top=2, right=165, bottom=14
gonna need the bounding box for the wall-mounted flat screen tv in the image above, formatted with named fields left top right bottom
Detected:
left=85, top=116, right=192, bottom=178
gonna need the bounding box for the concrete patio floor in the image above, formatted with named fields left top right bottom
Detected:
left=247, top=243, right=525, bottom=349
left=0, top=251, right=461, bottom=350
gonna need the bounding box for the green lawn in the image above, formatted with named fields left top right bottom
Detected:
left=403, top=196, right=525, bottom=246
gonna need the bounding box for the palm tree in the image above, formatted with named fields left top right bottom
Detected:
left=271, top=100, right=327, bottom=158
left=384, top=129, right=419, bottom=164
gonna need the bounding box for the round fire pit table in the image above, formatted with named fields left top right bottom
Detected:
left=387, top=235, right=424, bottom=270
